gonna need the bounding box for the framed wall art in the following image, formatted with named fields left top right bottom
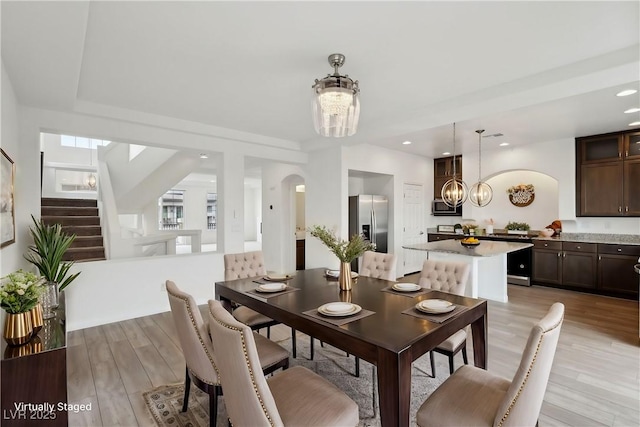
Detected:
left=1, top=148, right=16, bottom=248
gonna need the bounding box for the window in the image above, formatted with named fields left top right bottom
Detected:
left=159, top=189, right=184, bottom=230
left=60, top=134, right=110, bottom=149
left=207, top=193, right=217, bottom=230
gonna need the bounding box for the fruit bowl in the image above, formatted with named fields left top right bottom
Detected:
left=460, top=237, right=480, bottom=247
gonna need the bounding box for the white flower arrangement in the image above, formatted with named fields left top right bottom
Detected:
left=0, top=270, right=44, bottom=314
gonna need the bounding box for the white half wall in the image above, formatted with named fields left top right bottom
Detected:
left=64, top=252, right=224, bottom=331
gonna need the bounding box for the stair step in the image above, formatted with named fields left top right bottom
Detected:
left=75, top=257, right=107, bottom=263
left=42, top=216, right=100, bottom=226
left=41, top=198, right=97, bottom=208
left=41, top=206, right=99, bottom=217
left=63, top=247, right=105, bottom=261
left=70, top=236, right=104, bottom=248
left=61, top=225, right=102, bottom=236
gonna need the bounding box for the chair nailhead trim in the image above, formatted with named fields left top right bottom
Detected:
left=167, top=288, right=221, bottom=384
left=497, top=315, right=564, bottom=427
left=210, top=309, right=275, bottom=427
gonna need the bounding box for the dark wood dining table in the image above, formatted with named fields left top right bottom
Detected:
left=215, top=268, right=488, bottom=427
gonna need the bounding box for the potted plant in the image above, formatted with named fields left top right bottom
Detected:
left=505, top=221, right=531, bottom=235
left=0, top=270, right=45, bottom=345
left=308, top=225, right=375, bottom=291
left=24, top=215, right=80, bottom=318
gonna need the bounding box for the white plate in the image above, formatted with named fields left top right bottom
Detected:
left=256, top=283, right=287, bottom=293
left=416, top=299, right=455, bottom=314
left=318, top=302, right=362, bottom=317
left=325, top=270, right=359, bottom=278
left=265, top=274, right=291, bottom=281
left=392, top=283, right=421, bottom=292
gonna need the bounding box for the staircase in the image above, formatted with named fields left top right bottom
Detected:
left=41, top=198, right=106, bottom=262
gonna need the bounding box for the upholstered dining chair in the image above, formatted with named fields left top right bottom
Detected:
left=340, top=250, right=398, bottom=376
left=165, top=280, right=289, bottom=427
left=207, top=299, right=359, bottom=427
left=224, top=251, right=300, bottom=358
left=418, top=259, right=471, bottom=376
left=359, top=250, right=398, bottom=281
left=416, top=302, right=565, bottom=427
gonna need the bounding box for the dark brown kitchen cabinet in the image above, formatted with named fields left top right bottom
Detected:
left=561, top=242, right=597, bottom=289
left=576, top=129, right=640, bottom=216
left=428, top=233, right=455, bottom=242
left=434, top=156, right=462, bottom=196
left=532, top=240, right=562, bottom=285
left=624, top=159, right=640, bottom=215
left=533, top=240, right=639, bottom=299
left=579, top=162, right=623, bottom=215
left=597, top=244, right=640, bottom=298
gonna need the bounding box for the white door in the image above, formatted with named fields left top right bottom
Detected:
left=403, top=183, right=426, bottom=275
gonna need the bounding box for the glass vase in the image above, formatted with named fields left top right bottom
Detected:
left=41, top=281, right=59, bottom=319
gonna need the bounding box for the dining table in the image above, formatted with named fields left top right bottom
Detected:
left=215, top=268, right=488, bottom=427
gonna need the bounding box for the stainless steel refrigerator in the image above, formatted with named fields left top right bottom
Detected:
left=349, top=195, right=388, bottom=271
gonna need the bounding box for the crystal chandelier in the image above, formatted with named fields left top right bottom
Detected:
left=441, top=123, right=468, bottom=207
left=469, top=129, right=493, bottom=207
left=312, top=54, right=360, bottom=137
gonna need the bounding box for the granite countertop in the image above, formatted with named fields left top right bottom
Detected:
left=403, top=239, right=532, bottom=257
left=535, top=233, right=640, bottom=246
left=427, top=229, right=640, bottom=246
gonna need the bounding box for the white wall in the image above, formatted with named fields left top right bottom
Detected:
left=304, top=147, right=345, bottom=270
left=465, top=170, right=559, bottom=230
left=342, top=144, right=431, bottom=277
left=262, top=162, right=306, bottom=272
left=244, top=187, right=260, bottom=241
left=463, top=138, right=640, bottom=234
left=1, top=63, right=37, bottom=275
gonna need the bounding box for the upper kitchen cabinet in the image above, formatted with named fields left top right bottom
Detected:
left=434, top=156, right=462, bottom=197
left=576, top=129, right=640, bottom=216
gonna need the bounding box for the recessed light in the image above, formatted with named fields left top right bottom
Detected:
left=442, top=152, right=451, bottom=156
left=199, top=153, right=208, bottom=159
left=629, top=121, right=640, bottom=126
left=624, top=108, right=640, bottom=114
left=616, top=89, right=637, bottom=97
left=499, top=142, right=510, bottom=147
left=402, top=141, right=412, bottom=145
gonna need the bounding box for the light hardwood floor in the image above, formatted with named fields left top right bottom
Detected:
left=67, top=283, right=639, bottom=426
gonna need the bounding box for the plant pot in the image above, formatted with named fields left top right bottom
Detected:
left=3, top=312, right=33, bottom=346
left=41, top=281, right=59, bottom=319
left=29, top=303, right=44, bottom=335
left=338, top=262, right=353, bottom=291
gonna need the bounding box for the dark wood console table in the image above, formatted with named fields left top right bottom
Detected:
left=1, top=295, right=68, bottom=426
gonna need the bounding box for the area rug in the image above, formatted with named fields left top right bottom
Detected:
left=144, top=334, right=451, bottom=426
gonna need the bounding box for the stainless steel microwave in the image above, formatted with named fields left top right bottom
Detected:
left=431, top=199, right=462, bottom=216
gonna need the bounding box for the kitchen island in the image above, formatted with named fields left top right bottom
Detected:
left=403, top=239, right=533, bottom=302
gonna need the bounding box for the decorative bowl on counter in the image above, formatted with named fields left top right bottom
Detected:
left=539, top=228, right=554, bottom=238
left=460, top=237, right=480, bottom=247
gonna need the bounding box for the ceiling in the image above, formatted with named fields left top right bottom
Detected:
left=2, top=1, right=639, bottom=158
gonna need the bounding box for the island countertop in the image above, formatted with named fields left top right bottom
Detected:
left=403, top=239, right=533, bottom=257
